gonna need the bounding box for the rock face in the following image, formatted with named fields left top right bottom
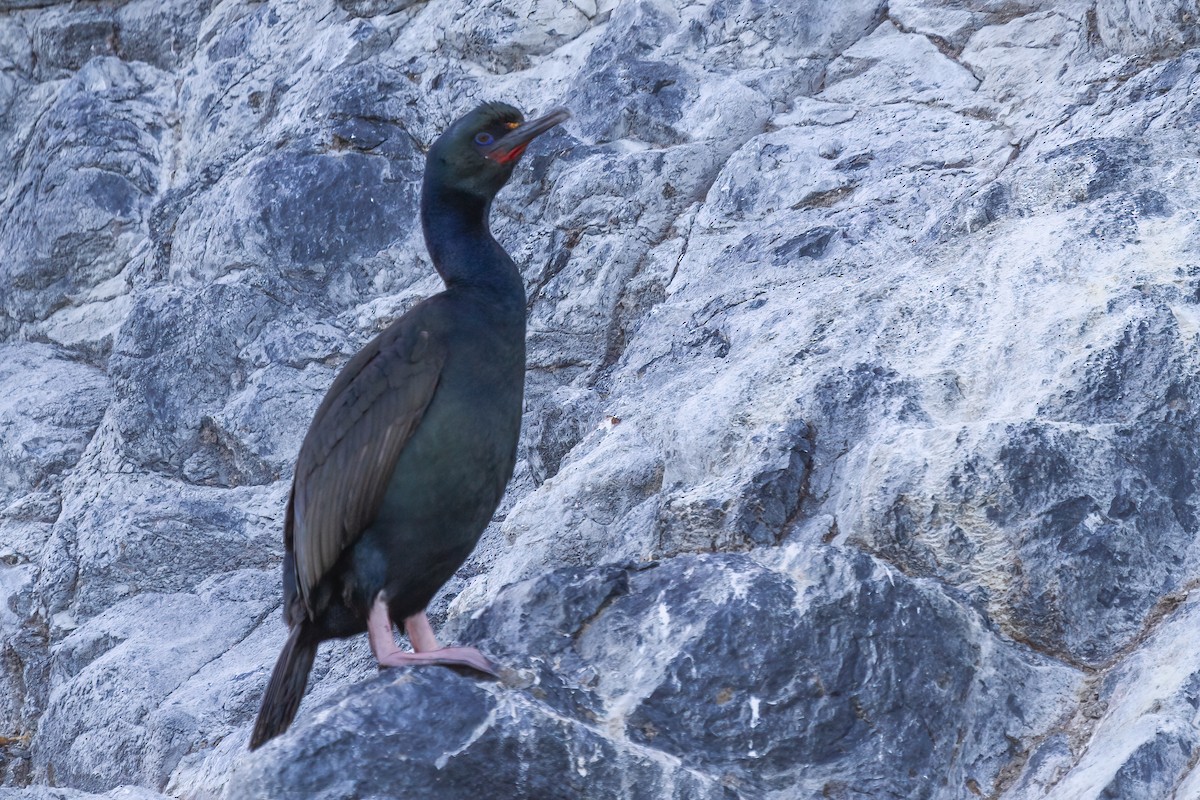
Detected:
left=1, top=0, right=1199, bottom=798
left=233, top=551, right=1074, bottom=798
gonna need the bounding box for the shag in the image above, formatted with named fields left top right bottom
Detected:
left=250, top=102, right=570, bottom=750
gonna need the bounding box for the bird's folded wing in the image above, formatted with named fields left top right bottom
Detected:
left=286, top=320, right=445, bottom=614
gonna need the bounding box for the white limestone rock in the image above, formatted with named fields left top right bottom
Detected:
left=1, top=0, right=1199, bottom=798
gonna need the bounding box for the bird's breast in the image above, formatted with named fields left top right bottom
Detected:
left=375, top=324, right=525, bottom=543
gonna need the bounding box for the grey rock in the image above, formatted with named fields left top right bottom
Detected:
left=30, top=8, right=118, bottom=80
left=1010, top=596, right=1200, bottom=799
left=237, top=548, right=1075, bottom=798
left=1095, top=0, right=1200, bottom=56
left=0, top=344, right=110, bottom=510
left=115, top=0, right=219, bottom=72
left=228, top=669, right=734, bottom=800
left=0, top=344, right=110, bottom=785
left=0, top=56, right=169, bottom=343
left=889, top=0, right=1044, bottom=52
left=2, top=0, right=1200, bottom=798
left=690, top=0, right=885, bottom=69
left=336, top=0, right=420, bottom=17
left=0, top=788, right=167, bottom=800
left=431, top=0, right=596, bottom=74
left=33, top=570, right=277, bottom=792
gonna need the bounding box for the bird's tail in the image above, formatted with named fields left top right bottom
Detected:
left=249, top=623, right=318, bottom=750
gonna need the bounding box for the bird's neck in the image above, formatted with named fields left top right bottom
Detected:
left=421, top=185, right=525, bottom=306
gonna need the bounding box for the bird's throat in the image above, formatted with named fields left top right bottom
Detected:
left=420, top=185, right=523, bottom=305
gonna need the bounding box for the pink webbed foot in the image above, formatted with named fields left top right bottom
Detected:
left=375, top=646, right=500, bottom=677
left=367, top=595, right=500, bottom=678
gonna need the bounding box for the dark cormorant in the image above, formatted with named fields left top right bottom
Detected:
left=249, top=102, right=570, bottom=750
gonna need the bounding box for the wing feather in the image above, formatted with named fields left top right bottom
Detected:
left=284, top=320, right=444, bottom=617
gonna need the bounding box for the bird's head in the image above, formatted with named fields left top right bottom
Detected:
left=426, top=102, right=570, bottom=200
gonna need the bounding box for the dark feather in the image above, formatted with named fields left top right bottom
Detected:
left=249, top=622, right=318, bottom=750
left=286, top=313, right=446, bottom=618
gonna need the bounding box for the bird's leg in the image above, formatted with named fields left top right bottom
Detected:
left=367, top=595, right=499, bottom=678
left=403, top=611, right=440, bottom=652
left=400, top=609, right=500, bottom=677
left=367, top=595, right=402, bottom=662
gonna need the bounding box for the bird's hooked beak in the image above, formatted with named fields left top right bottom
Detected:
left=485, top=107, right=571, bottom=165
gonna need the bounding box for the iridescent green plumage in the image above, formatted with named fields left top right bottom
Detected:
left=250, top=102, right=568, bottom=750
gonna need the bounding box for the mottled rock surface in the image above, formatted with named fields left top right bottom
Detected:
left=2, top=0, right=1199, bottom=798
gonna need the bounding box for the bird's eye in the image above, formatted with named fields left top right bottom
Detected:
left=474, top=132, right=494, bottom=146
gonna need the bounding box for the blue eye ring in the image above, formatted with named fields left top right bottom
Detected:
left=474, top=132, right=494, bottom=146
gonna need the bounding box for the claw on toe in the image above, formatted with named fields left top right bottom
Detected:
left=438, top=647, right=501, bottom=678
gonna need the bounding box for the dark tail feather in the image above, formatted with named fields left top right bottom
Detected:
left=250, top=624, right=318, bottom=750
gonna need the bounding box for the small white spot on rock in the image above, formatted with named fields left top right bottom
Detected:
left=52, top=611, right=78, bottom=632
left=818, top=140, right=843, bottom=159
